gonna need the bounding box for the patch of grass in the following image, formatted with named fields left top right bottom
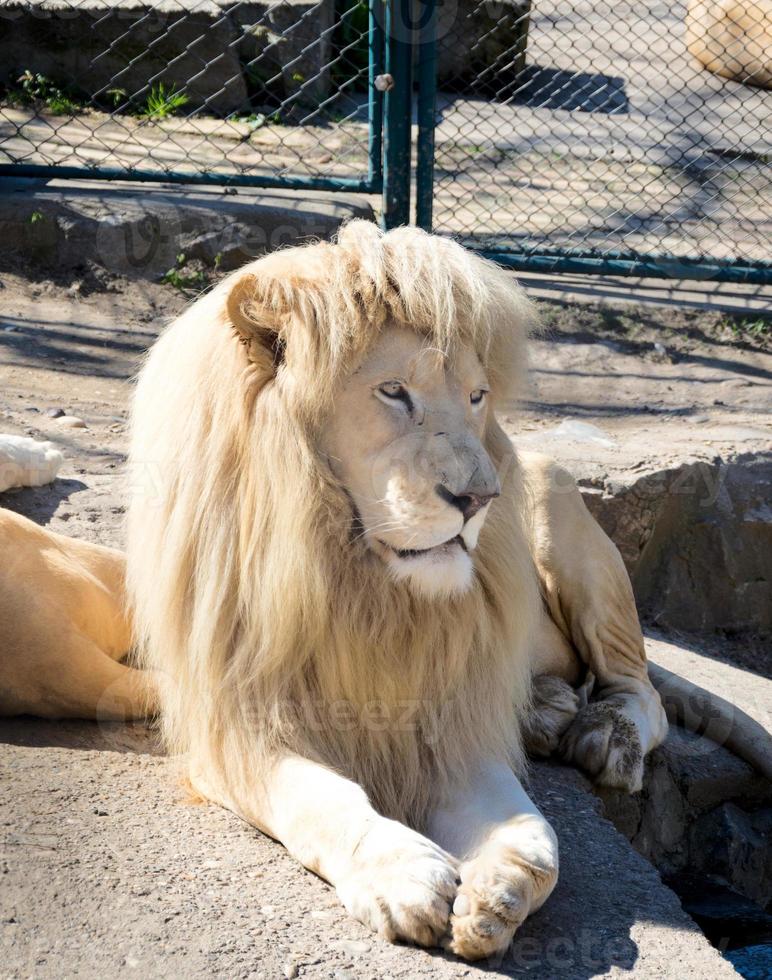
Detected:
left=722, top=315, right=771, bottom=349
left=230, top=111, right=281, bottom=132
left=139, top=83, right=189, bottom=121
left=6, top=70, right=83, bottom=115
left=29, top=211, right=43, bottom=224
left=161, top=252, right=208, bottom=293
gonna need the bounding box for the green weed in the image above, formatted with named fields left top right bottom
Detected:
left=726, top=316, right=770, bottom=347
left=140, top=83, right=189, bottom=120
left=106, top=87, right=128, bottom=109
left=8, top=70, right=82, bottom=115
left=161, top=253, right=207, bottom=291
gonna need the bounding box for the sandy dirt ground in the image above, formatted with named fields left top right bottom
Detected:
left=1, top=270, right=768, bottom=979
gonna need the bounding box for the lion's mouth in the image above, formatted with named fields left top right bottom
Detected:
left=379, top=534, right=468, bottom=560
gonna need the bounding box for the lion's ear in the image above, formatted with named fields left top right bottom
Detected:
left=225, top=272, right=287, bottom=370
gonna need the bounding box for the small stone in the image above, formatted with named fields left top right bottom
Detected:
left=283, top=961, right=298, bottom=979
left=56, top=415, right=87, bottom=428
left=46, top=408, right=65, bottom=418
left=259, top=905, right=275, bottom=917
left=330, top=939, right=370, bottom=956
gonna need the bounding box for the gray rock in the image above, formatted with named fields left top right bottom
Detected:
left=725, top=943, right=772, bottom=980
left=690, top=803, right=772, bottom=910
left=581, top=452, right=772, bottom=633
left=0, top=713, right=738, bottom=978
left=597, top=727, right=772, bottom=906
left=234, top=0, right=335, bottom=109
left=0, top=178, right=374, bottom=279
left=663, top=872, right=772, bottom=949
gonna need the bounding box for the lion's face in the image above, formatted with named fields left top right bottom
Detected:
left=320, top=324, right=501, bottom=598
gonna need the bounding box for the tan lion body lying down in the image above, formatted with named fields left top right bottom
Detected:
left=1, top=224, right=668, bottom=960
left=0, top=509, right=151, bottom=719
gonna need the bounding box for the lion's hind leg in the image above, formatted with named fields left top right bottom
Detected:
left=60, top=639, right=159, bottom=721
left=522, top=675, right=580, bottom=758
left=560, top=696, right=648, bottom=792
left=3, top=624, right=158, bottom=721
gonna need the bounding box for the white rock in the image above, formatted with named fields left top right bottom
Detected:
left=56, top=415, right=87, bottom=428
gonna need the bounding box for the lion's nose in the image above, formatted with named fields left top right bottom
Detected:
left=436, top=485, right=500, bottom=522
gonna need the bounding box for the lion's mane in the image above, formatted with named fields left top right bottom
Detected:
left=127, top=221, right=538, bottom=827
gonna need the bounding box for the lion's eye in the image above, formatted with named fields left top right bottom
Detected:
left=470, top=388, right=487, bottom=405
left=376, top=381, right=413, bottom=412
left=379, top=381, right=405, bottom=399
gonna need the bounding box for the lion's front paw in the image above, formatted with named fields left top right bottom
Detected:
left=336, top=819, right=458, bottom=948
left=522, top=675, right=580, bottom=758
left=560, top=701, right=644, bottom=792
left=446, top=822, right=558, bottom=961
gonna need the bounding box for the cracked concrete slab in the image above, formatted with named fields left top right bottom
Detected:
left=0, top=718, right=738, bottom=979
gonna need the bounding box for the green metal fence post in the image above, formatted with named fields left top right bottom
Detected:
left=368, top=0, right=385, bottom=190
left=382, top=0, right=413, bottom=229
left=415, top=0, right=437, bottom=231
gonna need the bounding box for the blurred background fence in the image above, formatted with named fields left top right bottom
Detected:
left=1, top=0, right=770, bottom=282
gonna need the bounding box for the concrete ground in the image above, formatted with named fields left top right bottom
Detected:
left=0, top=718, right=736, bottom=980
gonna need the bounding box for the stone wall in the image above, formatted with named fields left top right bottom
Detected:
left=0, top=0, right=533, bottom=116
left=598, top=727, right=772, bottom=911
left=0, top=0, right=336, bottom=115
left=581, top=452, right=772, bottom=635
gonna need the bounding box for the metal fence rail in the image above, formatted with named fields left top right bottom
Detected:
left=1, top=0, right=771, bottom=283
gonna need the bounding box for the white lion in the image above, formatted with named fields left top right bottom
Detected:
left=124, top=222, right=668, bottom=959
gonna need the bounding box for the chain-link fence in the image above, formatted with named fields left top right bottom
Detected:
left=0, top=0, right=771, bottom=281
left=0, top=0, right=382, bottom=191
left=426, top=0, right=772, bottom=280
